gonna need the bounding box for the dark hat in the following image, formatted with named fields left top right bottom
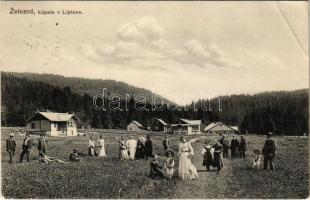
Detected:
left=253, top=149, right=261, bottom=154
left=165, top=149, right=175, bottom=157
left=267, top=132, right=273, bottom=137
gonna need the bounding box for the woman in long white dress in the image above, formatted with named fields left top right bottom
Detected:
left=126, top=136, right=137, bottom=160
left=119, top=136, right=129, bottom=160
left=178, top=137, right=199, bottom=179
left=97, top=135, right=106, bottom=158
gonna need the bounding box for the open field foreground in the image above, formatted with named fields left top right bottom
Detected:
left=1, top=128, right=309, bottom=199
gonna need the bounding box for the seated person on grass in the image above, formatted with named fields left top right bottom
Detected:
left=39, top=152, right=66, bottom=164
left=149, top=155, right=165, bottom=179
left=69, top=148, right=82, bottom=162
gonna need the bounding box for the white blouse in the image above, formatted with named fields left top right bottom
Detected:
left=89, top=139, right=95, bottom=148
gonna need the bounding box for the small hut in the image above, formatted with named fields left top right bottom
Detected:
left=204, top=122, right=238, bottom=135
left=152, top=118, right=169, bottom=133
left=127, top=120, right=143, bottom=132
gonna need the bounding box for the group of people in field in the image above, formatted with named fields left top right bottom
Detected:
left=88, top=135, right=106, bottom=157
left=6, top=132, right=71, bottom=164
left=118, top=134, right=199, bottom=180
left=216, top=134, right=248, bottom=159
left=118, top=135, right=154, bottom=160
left=5, top=131, right=277, bottom=179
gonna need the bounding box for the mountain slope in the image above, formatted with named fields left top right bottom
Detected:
left=2, top=72, right=172, bottom=104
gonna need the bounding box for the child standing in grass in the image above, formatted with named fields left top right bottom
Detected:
left=164, top=150, right=175, bottom=179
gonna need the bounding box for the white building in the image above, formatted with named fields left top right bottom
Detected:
left=26, top=112, right=80, bottom=136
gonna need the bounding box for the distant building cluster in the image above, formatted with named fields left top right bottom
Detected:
left=26, top=111, right=239, bottom=136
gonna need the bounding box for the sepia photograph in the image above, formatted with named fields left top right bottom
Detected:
left=0, top=1, right=309, bottom=199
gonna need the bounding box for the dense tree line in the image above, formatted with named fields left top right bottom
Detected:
left=1, top=73, right=308, bottom=135
left=2, top=72, right=170, bottom=104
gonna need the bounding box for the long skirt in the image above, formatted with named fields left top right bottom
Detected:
left=128, top=148, right=136, bottom=160
left=213, top=153, right=224, bottom=167
left=89, top=147, right=95, bottom=156
left=166, top=167, right=174, bottom=177
left=120, top=149, right=129, bottom=160
left=178, top=152, right=198, bottom=179
left=98, top=146, right=107, bottom=157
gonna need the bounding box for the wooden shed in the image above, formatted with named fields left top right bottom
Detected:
left=204, top=122, right=238, bottom=135
left=170, top=118, right=201, bottom=135
left=152, top=118, right=169, bottom=133
left=127, top=120, right=143, bottom=132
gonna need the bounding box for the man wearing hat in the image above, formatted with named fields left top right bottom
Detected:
left=6, top=133, right=16, bottom=163
left=19, top=133, right=33, bottom=163
left=262, top=132, right=277, bottom=171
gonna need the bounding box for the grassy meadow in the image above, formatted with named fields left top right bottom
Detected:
left=1, top=128, right=309, bottom=198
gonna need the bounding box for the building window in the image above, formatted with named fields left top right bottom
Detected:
left=31, top=123, right=35, bottom=129
left=54, top=123, right=57, bottom=128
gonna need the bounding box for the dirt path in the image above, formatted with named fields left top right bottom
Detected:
left=169, top=136, right=235, bottom=198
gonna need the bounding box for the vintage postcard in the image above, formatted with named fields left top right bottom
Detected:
left=0, top=1, right=309, bottom=199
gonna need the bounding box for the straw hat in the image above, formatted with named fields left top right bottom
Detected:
left=165, top=149, right=175, bottom=157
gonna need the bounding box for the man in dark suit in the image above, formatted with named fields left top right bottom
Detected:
left=219, top=135, right=229, bottom=158
left=262, top=132, right=277, bottom=171
left=239, top=135, right=247, bottom=158
left=230, top=135, right=239, bottom=158
left=145, top=135, right=153, bottom=160
left=19, top=133, right=32, bottom=163
left=213, top=140, right=224, bottom=174
left=6, top=133, right=16, bottom=163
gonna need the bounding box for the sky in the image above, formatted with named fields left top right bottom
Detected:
left=0, top=1, right=308, bottom=105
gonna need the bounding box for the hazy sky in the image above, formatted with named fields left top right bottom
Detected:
left=0, top=1, right=308, bottom=105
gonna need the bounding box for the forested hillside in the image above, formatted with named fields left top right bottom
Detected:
left=194, top=90, right=308, bottom=135
left=1, top=72, right=308, bottom=135
left=2, top=72, right=171, bottom=104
